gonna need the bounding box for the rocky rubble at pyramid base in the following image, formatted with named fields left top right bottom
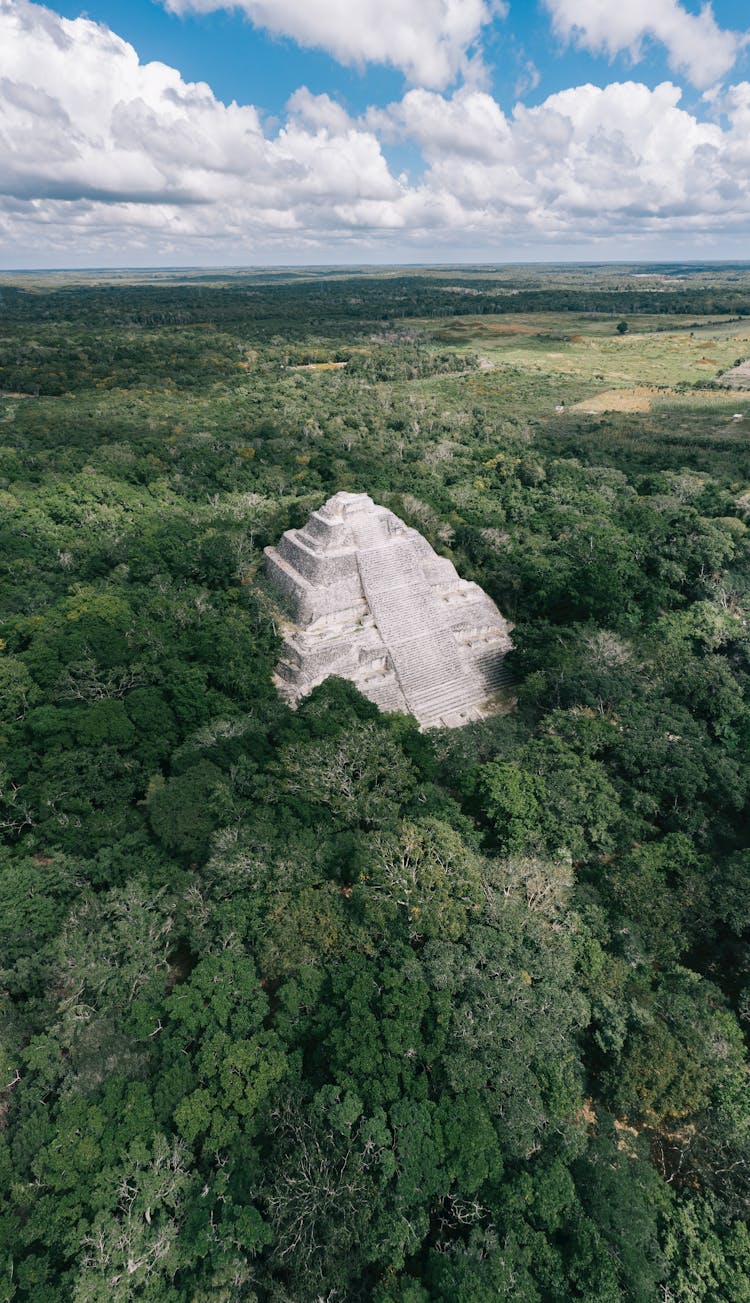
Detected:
left=265, top=491, right=513, bottom=730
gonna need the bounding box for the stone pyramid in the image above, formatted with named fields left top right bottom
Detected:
left=264, top=491, right=513, bottom=729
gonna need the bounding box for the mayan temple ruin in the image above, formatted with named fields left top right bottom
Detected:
left=264, top=491, right=513, bottom=729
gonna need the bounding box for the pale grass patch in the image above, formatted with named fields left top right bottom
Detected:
left=570, top=386, right=665, bottom=413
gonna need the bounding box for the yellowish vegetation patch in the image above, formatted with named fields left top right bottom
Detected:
left=289, top=360, right=348, bottom=371
left=474, top=322, right=542, bottom=336
left=570, top=386, right=666, bottom=413
left=654, top=389, right=750, bottom=410
left=436, top=319, right=545, bottom=338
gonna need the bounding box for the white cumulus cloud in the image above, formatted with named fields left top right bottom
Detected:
left=544, top=0, right=746, bottom=89
left=0, top=0, right=403, bottom=254
left=374, top=79, right=746, bottom=240
left=160, top=0, right=502, bottom=89
left=3, top=0, right=750, bottom=261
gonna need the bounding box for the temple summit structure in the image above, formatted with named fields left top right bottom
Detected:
left=264, top=492, right=513, bottom=729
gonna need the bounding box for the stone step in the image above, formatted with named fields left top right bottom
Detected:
left=419, top=699, right=486, bottom=726
left=389, top=627, right=459, bottom=665
left=352, top=663, right=407, bottom=710
left=474, top=662, right=508, bottom=682
left=420, top=694, right=496, bottom=726
left=483, top=663, right=514, bottom=686
left=408, top=672, right=487, bottom=713
left=391, top=644, right=464, bottom=702
left=367, top=592, right=433, bottom=627
left=275, top=659, right=301, bottom=683
left=408, top=657, right=509, bottom=711
left=414, top=696, right=482, bottom=725
left=362, top=684, right=408, bottom=713
left=473, top=652, right=515, bottom=688
left=364, top=583, right=433, bottom=620
left=352, top=518, right=400, bottom=552
left=357, top=539, right=416, bottom=573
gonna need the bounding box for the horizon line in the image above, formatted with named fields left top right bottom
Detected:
left=4, top=259, right=750, bottom=275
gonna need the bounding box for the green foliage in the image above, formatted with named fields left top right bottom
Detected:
left=361, top=817, right=484, bottom=939
left=1, top=270, right=749, bottom=1299
left=469, top=760, right=546, bottom=854
left=148, top=761, right=225, bottom=859
left=271, top=717, right=417, bottom=829
left=663, top=1197, right=750, bottom=1302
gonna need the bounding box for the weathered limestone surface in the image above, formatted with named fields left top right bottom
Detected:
left=265, top=492, right=513, bottom=728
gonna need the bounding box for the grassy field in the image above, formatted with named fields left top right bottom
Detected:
left=3, top=273, right=750, bottom=500
left=424, top=312, right=750, bottom=422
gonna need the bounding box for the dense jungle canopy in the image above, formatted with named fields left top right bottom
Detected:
left=1, top=266, right=750, bottom=1301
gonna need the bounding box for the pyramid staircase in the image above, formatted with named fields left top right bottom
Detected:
left=266, top=491, right=513, bottom=729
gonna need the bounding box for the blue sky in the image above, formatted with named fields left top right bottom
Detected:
left=46, top=0, right=750, bottom=119
left=2, top=0, right=750, bottom=265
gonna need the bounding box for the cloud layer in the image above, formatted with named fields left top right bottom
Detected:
left=2, top=0, right=750, bottom=260
left=545, top=0, right=744, bottom=90
left=161, top=0, right=500, bottom=89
